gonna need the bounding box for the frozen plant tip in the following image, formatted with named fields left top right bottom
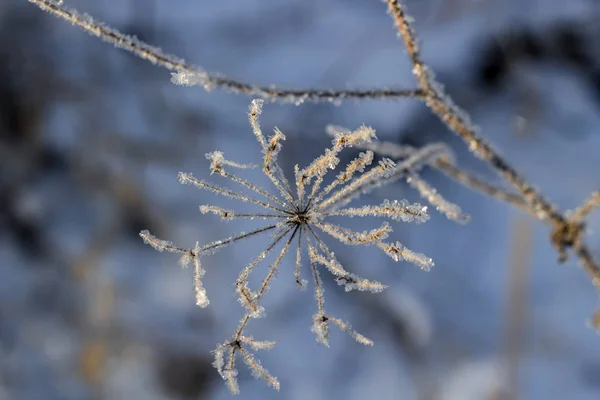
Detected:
left=141, top=99, right=434, bottom=393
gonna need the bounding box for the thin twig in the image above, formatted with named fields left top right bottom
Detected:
left=571, top=190, right=600, bottom=221
left=27, top=0, right=424, bottom=103
left=575, top=245, right=600, bottom=290
left=433, top=159, right=530, bottom=214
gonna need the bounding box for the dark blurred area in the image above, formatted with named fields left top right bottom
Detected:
left=1, top=0, right=600, bottom=399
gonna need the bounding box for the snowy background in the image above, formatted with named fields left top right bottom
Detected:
left=1, top=0, right=600, bottom=398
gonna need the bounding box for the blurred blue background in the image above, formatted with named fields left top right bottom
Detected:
left=1, top=0, right=600, bottom=398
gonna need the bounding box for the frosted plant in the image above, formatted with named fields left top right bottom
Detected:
left=24, top=3, right=600, bottom=396
left=140, top=99, right=434, bottom=393
left=28, top=0, right=600, bottom=334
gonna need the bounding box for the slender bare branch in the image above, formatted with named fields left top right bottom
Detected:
left=433, top=159, right=529, bottom=213
left=572, top=190, right=600, bottom=221
left=27, top=0, right=423, bottom=103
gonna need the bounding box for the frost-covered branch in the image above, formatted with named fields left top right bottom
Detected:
left=27, top=0, right=423, bottom=104
left=433, top=158, right=529, bottom=213
left=383, top=0, right=600, bottom=320
left=383, top=0, right=563, bottom=226
left=571, top=190, right=600, bottom=221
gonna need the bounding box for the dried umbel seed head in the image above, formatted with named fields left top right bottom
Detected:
left=141, top=99, right=443, bottom=392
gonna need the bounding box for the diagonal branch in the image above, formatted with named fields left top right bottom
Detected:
left=383, top=0, right=600, bottom=306
left=433, top=158, right=529, bottom=213
left=383, top=0, right=563, bottom=227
